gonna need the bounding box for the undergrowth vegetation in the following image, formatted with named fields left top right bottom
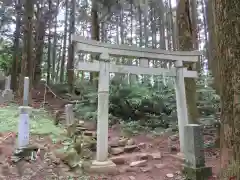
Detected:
left=0, top=105, right=63, bottom=138
left=52, top=72, right=220, bottom=135
left=0, top=105, right=92, bottom=178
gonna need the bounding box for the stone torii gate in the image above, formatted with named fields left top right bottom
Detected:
left=72, top=35, right=201, bottom=171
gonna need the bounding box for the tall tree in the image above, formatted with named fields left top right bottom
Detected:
left=214, top=0, right=240, bottom=168
left=206, top=0, right=220, bottom=94
left=205, top=0, right=221, bottom=146
left=47, top=0, right=53, bottom=84
left=51, top=0, right=60, bottom=83
left=11, top=0, right=21, bottom=91
left=60, top=0, right=69, bottom=83
left=176, top=0, right=199, bottom=123
left=47, top=25, right=52, bottom=84
left=18, top=0, right=34, bottom=104
left=90, top=0, right=100, bottom=87
left=34, top=1, right=51, bottom=86
left=67, top=0, right=76, bottom=92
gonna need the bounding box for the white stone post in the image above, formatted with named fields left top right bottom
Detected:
left=91, top=53, right=116, bottom=171
left=2, top=75, right=13, bottom=102
left=23, top=77, right=30, bottom=106
left=65, top=104, right=75, bottom=125
left=174, top=60, right=189, bottom=153
left=5, top=75, right=11, bottom=90
left=18, top=106, right=32, bottom=148
left=18, top=77, right=31, bottom=148
left=96, top=53, right=110, bottom=162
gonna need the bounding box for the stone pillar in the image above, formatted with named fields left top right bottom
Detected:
left=2, top=75, right=13, bottom=102
left=65, top=104, right=75, bottom=125
left=90, top=53, right=116, bottom=172
left=18, top=106, right=32, bottom=148
left=5, top=75, right=11, bottom=90
left=23, top=77, right=30, bottom=106
left=174, top=60, right=189, bottom=153
left=183, top=124, right=212, bottom=180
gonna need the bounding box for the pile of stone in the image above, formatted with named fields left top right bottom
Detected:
left=109, top=137, right=139, bottom=155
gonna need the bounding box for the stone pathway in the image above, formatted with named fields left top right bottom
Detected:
left=77, top=121, right=185, bottom=179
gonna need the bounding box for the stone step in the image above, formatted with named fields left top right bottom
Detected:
left=76, top=126, right=88, bottom=131
left=167, top=153, right=185, bottom=163
left=110, top=152, right=162, bottom=165
left=84, top=131, right=97, bottom=137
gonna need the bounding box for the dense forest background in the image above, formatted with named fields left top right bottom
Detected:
left=0, top=0, right=219, bottom=129
left=2, top=0, right=240, bottom=178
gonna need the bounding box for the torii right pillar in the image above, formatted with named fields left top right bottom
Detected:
left=174, top=60, right=189, bottom=155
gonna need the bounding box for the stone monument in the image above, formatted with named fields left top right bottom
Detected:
left=183, top=124, right=212, bottom=180
left=0, top=75, right=14, bottom=104
left=65, top=104, right=75, bottom=125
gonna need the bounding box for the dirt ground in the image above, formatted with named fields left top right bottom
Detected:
left=0, top=86, right=230, bottom=180
left=0, top=130, right=223, bottom=180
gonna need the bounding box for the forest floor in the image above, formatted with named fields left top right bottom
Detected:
left=0, top=85, right=231, bottom=180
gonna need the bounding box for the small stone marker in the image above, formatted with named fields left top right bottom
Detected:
left=5, top=75, right=11, bottom=90
left=183, top=124, right=212, bottom=180
left=18, top=106, right=32, bottom=148
left=23, top=77, right=29, bottom=106
left=2, top=89, right=14, bottom=102
left=1, top=75, right=13, bottom=103
left=65, top=104, right=75, bottom=125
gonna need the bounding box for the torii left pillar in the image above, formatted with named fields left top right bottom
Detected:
left=89, top=53, right=116, bottom=173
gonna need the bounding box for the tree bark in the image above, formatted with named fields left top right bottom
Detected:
left=60, top=0, right=69, bottom=83
left=90, top=1, right=100, bottom=87
left=11, top=0, right=21, bottom=91
left=47, top=27, right=52, bottom=84
left=214, top=0, right=240, bottom=169
left=206, top=0, right=220, bottom=94
left=33, top=11, right=47, bottom=86
left=51, top=0, right=60, bottom=84
left=176, top=0, right=199, bottom=124
left=19, top=0, right=34, bottom=104
left=56, top=38, right=63, bottom=83
left=52, top=18, right=58, bottom=83
left=67, top=0, right=76, bottom=93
